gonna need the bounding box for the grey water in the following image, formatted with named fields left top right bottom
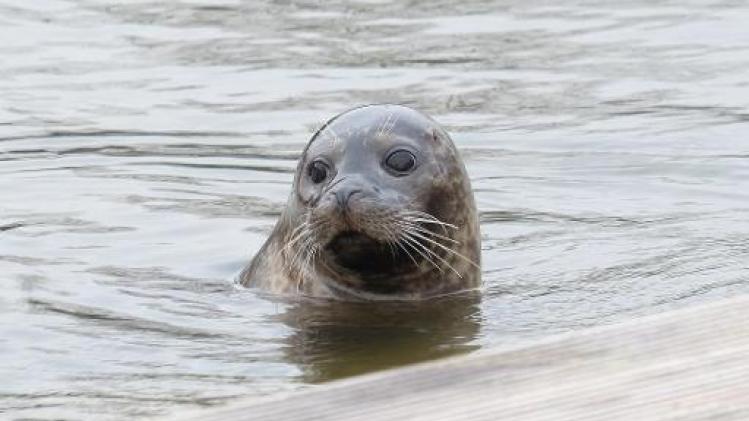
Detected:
left=2, top=0, right=749, bottom=419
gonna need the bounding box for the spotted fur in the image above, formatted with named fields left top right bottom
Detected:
left=239, top=104, right=480, bottom=300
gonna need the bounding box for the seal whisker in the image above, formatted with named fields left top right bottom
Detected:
left=396, top=238, right=420, bottom=268
left=283, top=220, right=319, bottom=257
left=381, top=111, right=399, bottom=140
left=403, top=228, right=479, bottom=269
left=289, top=234, right=309, bottom=274
left=285, top=219, right=308, bottom=242
left=393, top=229, right=425, bottom=268
left=284, top=223, right=309, bottom=251
left=381, top=225, right=399, bottom=261
left=398, top=219, right=460, bottom=244
left=289, top=222, right=315, bottom=267
left=299, top=241, right=320, bottom=294
left=399, top=234, right=443, bottom=274
left=279, top=229, right=305, bottom=265
left=387, top=114, right=400, bottom=138
left=401, top=210, right=457, bottom=239
left=377, top=111, right=394, bottom=138
left=394, top=215, right=462, bottom=272
left=326, top=126, right=341, bottom=148
left=410, top=220, right=452, bottom=237
left=398, top=226, right=444, bottom=268
left=293, top=233, right=318, bottom=293
left=322, top=176, right=346, bottom=195
left=383, top=223, right=420, bottom=268
left=401, top=213, right=459, bottom=230
left=401, top=231, right=463, bottom=278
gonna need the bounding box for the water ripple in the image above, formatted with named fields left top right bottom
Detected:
left=3, top=0, right=749, bottom=419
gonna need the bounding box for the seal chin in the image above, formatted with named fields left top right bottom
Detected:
left=325, top=231, right=414, bottom=276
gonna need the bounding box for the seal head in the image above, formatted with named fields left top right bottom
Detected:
left=240, top=104, right=480, bottom=300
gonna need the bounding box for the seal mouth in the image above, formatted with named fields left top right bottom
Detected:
left=326, top=231, right=414, bottom=276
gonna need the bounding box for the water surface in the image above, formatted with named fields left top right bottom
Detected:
left=2, top=1, right=749, bottom=419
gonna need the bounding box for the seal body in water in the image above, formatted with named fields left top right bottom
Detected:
left=240, top=104, right=480, bottom=300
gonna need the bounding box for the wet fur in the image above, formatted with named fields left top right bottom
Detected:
left=239, top=105, right=480, bottom=300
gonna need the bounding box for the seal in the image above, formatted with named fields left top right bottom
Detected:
left=239, top=104, right=480, bottom=300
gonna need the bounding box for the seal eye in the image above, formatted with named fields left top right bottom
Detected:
left=385, top=149, right=417, bottom=174
left=308, top=160, right=329, bottom=184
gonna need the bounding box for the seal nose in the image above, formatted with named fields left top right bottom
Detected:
left=335, top=188, right=361, bottom=210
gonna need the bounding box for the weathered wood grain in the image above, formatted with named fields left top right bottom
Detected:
left=174, top=295, right=749, bottom=421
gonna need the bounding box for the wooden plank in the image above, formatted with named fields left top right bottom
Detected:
left=173, top=295, right=749, bottom=421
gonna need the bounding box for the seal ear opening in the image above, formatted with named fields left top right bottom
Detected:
left=431, top=128, right=451, bottom=145
left=431, top=129, right=440, bottom=143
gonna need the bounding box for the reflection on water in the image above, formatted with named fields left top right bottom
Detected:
left=2, top=0, right=749, bottom=419
left=281, top=293, right=481, bottom=383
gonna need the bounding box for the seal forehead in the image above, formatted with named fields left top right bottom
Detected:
left=329, top=105, right=435, bottom=139
left=304, top=104, right=461, bottom=180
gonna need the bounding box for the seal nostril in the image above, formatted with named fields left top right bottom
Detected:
left=335, top=189, right=361, bottom=209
